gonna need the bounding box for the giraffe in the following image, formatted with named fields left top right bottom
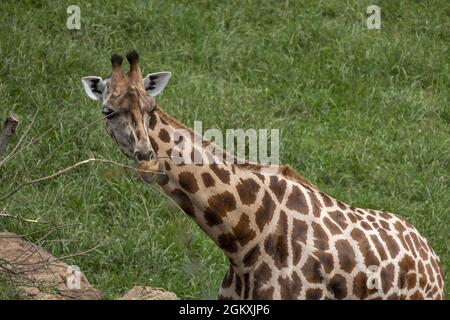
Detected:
left=81, top=50, right=445, bottom=300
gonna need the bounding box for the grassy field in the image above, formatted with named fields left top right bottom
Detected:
left=0, top=0, right=448, bottom=299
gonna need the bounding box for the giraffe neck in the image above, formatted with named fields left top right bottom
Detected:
left=140, top=109, right=445, bottom=300
left=147, top=108, right=271, bottom=267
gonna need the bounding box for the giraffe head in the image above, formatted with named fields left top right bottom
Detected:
left=81, top=50, right=171, bottom=167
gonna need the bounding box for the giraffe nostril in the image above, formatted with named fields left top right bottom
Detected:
left=135, top=150, right=156, bottom=162
left=135, top=151, right=145, bottom=161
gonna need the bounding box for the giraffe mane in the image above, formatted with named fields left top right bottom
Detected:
left=156, top=109, right=317, bottom=190
left=238, top=162, right=317, bottom=190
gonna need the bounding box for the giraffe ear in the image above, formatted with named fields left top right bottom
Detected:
left=143, top=72, right=171, bottom=97
left=81, top=76, right=105, bottom=101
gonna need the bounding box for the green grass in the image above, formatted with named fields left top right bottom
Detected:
left=0, top=0, right=448, bottom=299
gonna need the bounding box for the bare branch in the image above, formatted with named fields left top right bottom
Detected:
left=0, top=157, right=164, bottom=202
left=0, top=114, right=19, bottom=156
left=0, top=107, right=40, bottom=167
left=58, top=238, right=110, bottom=260
left=0, top=213, right=40, bottom=224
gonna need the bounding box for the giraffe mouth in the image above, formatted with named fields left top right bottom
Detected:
left=135, top=159, right=159, bottom=183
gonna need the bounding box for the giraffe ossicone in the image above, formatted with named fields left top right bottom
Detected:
left=81, top=50, right=445, bottom=300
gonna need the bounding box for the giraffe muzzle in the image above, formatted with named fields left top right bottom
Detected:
left=134, top=149, right=156, bottom=162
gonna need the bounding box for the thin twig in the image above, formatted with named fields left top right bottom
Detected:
left=0, top=213, right=40, bottom=223
left=0, top=158, right=164, bottom=202
left=58, top=238, right=110, bottom=260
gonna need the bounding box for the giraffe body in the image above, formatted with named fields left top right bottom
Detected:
left=151, top=112, right=445, bottom=300
left=82, top=51, right=445, bottom=300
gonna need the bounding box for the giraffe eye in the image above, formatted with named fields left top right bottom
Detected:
left=102, top=106, right=116, bottom=119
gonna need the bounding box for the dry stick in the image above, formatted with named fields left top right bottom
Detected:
left=0, top=107, right=39, bottom=167
left=58, top=238, right=110, bottom=260
left=0, top=158, right=164, bottom=202
left=0, top=213, right=40, bottom=224
left=0, top=114, right=19, bottom=157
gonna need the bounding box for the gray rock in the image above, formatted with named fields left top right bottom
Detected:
left=0, top=232, right=101, bottom=300
left=119, top=286, right=178, bottom=300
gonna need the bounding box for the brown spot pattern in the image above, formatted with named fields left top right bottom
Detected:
left=360, top=221, right=372, bottom=231
left=243, top=245, right=261, bottom=267
left=243, top=273, right=250, bottom=299
left=148, top=114, right=158, bottom=130
left=353, top=272, right=369, bottom=299
left=236, top=178, right=260, bottom=205
left=329, top=211, right=348, bottom=230
left=218, top=233, right=238, bottom=253
left=379, top=229, right=400, bottom=259
left=233, top=213, right=256, bottom=246
left=264, top=211, right=288, bottom=268
left=319, top=192, right=334, bottom=207
left=380, top=263, right=395, bottom=294
left=286, top=185, right=308, bottom=213
left=370, top=234, right=388, bottom=261
left=380, top=220, right=390, bottom=230
left=291, top=218, right=307, bottom=265
left=305, top=288, right=323, bottom=300
left=312, top=222, right=329, bottom=251
left=327, top=274, right=347, bottom=299
left=149, top=136, right=159, bottom=153
left=316, top=250, right=334, bottom=274
left=323, top=217, right=341, bottom=235
left=308, top=190, right=323, bottom=217
left=158, top=128, right=171, bottom=143
left=164, top=161, right=171, bottom=171
left=210, top=164, right=230, bottom=184
left=269, top=176, right=287, bottom=203
left=398, top=255, right=415, bottom=289
left=378, top=211, right=391, bottom=220
left=221, top=266, right=234, bottom=288
left=337, top=201, right=347, bottom=210
left=279, top=273, right=302, bottom=299
left=351, top=228, right=380, bottom=266
left=201, top=172, right=215, bottom=188
left=253, top=262, right=273, bottom=299
left=255, top=191, right=276, bottom=232
left=335, top=239, right=356, bottom=273
left=207, top=191, right=236, bottom=217
left=204, top=207, right=223, bottom=227
left=171, top=188, right=195, bottom=217
left=235, top=275, right=242, bottom=296
left=301, top=256, right=323, bottom=284
left=178, top=172, right=199, bottom=193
